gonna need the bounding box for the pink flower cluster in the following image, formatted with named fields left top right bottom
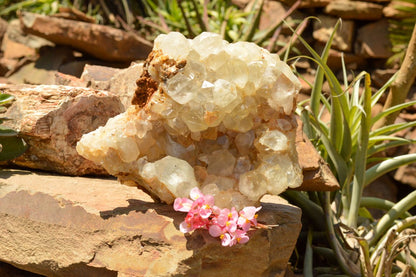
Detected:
left=173, top=187, right=261, bottom=247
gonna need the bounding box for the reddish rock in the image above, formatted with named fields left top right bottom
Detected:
left=313, top=15, right=355, bottom=52
left=356, top=20, right=393, bottom=58
left=0, top=169, right=302, bottom=277
left=295, top=118, right=340, bottom=191
left=108, top=63, right=144, bottom=108
left=1, top=32, right=36, bottom=60
left=0, top=84, right=124, bottom=175
left=53, top=72, right=87, bottom=87
left=19, top=12, right=152, bottom=62
left=325, top=1, right=384, bottom=20
left=394, top=128, right=416, bottom=188
left=1, top=19, right=53, bottom=59
left=258, top=1, right=305, bottom=34
left=81, top=63, right=143, bottom=108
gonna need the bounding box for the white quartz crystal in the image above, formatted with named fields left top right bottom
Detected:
left=77, top=32, right=302, bottom=209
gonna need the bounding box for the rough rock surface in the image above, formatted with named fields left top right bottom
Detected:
left=0, top=84, right=124, bottom=175
left=324, top=0, right=384, bottom=20
left=19, top=12, right=152, bottom=62
left=81, top=62, right=144, bottom=108
left=0, top=169, right=302, bottom=277
left=313, top=15, right=354, bottom=52
left=356, top=19, right=393, bottom=58
left=295, top=119, right=339, bottom=191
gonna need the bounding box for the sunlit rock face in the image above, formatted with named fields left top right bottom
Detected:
left=77, top=32, right=303, bottom=209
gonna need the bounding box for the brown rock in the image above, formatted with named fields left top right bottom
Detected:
left=298, top=72, right=315, bottom=95
left=295, top=118, right=340, bottom=191
left=108, top=63, right=144, bottom=108
left=313, top=15, right=355, bottom=52
left=258, top=1, right=305, bottom=34
left=394, top=129, right=416, bottom=188
left=363, top=174, right=398, bottom=218
left=0, top=261, right=42, bottom=277
left=7, top=46, right=74, bottom=84
left=231, top=0, right=252, bottom=8
left=80, top=64, right=121, bottom=90
left=383, top=1, right=416, bottom=19
left=0, top=57, right=18, bottom=77
left=356, top=20, right=393, bottom=58
left=279, top=0, right=331, bottom=8
left=0, top=84, right=124, bottom=175
left=1, top=19, right=53, bottom=59
left=314, top=44, right=366, bottom=70
left=81, top=63, right=144, bottom=108
left=0, top=18, right=7, bottom=43
left=20, top=12, right=152, bottom=62
left=325, top=1, right=384, bottom=20
left=0, top=169, right=302, bottom=277
left=53, top=72, right=87, bottom=87
left=371, top=68, right=397, bottom=88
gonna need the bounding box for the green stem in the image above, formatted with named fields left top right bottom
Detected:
left=365, top=154, right=416, bottom=187
left=348, top=74, right=371, bottom=228
left=283, top=191, right=325, bottom=230
left=320, top=192, right=362, bottom=277
left=304, top=227, right=314, bottom=277
left=360, top=197, right=412, bottom=218
left=368, top=191, right=416, bottom=247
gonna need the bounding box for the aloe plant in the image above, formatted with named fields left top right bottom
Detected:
left=283, top=18, right=416, bottom=276
left=0, top=94, right=28, bottom=161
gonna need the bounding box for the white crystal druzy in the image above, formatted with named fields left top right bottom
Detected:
left=77, top=32, right=302, bottom=208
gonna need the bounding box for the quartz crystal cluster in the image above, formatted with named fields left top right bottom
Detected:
left=76, top=32, right=303, bottom=210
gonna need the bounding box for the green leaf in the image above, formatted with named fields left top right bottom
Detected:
left=347, top=73, right=371, bottom=227
left=371, top=99, right=416, bottom=126
left=365, top=153, right=416, bottom=187
left=370, top=120, right=416, bottom=137
left=0, top=93, right=15, bottom=105
left=367, top=137, right=415, bottom=156
left=358, top=207, right=374, bottom=221
left=0, top=135, right=28, bottom=161
left=371, top=72, right=397, bottom=107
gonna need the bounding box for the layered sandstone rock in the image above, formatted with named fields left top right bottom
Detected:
left=0, top=84, right=124, bottom=175
left=0, top=169, right=301, bottom=277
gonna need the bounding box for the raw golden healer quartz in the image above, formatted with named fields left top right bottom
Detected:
left=77, top=32, right=303, bottom=209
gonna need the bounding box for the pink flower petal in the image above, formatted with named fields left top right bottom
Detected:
left=199, top=204, right=212, bottom=219
left=221, top=233, right=236, bottom=247
left=173, top=198, right=193, bottom=212
left=235, top=230, right=249, bottom=244
left=179, top=221, right=194, bottom=233
left=190, top=187, right=204, bottom=200
left=209, top=225, right=222, bottom=237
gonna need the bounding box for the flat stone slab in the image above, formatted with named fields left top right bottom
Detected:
left=0, top=169, right=301, bottom=277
